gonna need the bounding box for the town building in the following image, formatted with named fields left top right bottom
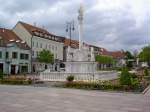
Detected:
left=99, top=48, right=126, bottom=68
left=0, top=28, right=31, bottom=74
left=89, top=45, right=102, bottom=56
left=0, top=21, right=126, bottom=74
left=13, top=21, right=64, bottom=72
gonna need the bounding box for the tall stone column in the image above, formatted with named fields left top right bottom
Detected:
left=78, top=4, right=84, bottom=50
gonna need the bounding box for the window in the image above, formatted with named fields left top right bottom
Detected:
left=56, top=54, right=57, bottom=59
left=55, top=46, right=57, bottom=51
left=12, top=52, right=18, bottom=59
left=25, top=54, right=29, bottom=60
left=21, top=65, right=28, bottom=73
left=20, top=53, right=29, bottom=60
left=32, top=41, right=34, bottom=47
left=32, top=51, right=34, bottom=56
left=6, top=52, right=9, bottom=59
left=0, top=51, right=2, bottom=58
left=49, top=45, right=51, bottom=49
left=36, top=42, right=38, bottom=48
left=0, top=39, right=3, bottom=46
left=52, top=45, right=54, bottom=50
left=36, top=51, right=39, bottom=56
left=40, top=43, right=42, bottom=48
left=45, top=65, right=47, bottom=69
left=20, top=53, right=24, bottom=59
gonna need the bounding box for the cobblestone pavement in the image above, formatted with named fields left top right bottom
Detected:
left=0, top=85, right=150, bottom=112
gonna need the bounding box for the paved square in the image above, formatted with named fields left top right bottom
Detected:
left=0, top=85, right=150, bottom=112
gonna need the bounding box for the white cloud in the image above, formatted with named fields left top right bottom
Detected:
left=0, top=0, right=150, bottom=52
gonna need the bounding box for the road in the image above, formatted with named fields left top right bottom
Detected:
left=0, top=85, right=150, bottom=112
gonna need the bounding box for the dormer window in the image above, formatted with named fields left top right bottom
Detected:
left=9, top=39, right=14, bottom=42
left=39, top=33, right=42, bottom=37
left=34, top=31, right=39, bottom=36
left=0, top=39, right=3, bottom=46
left=16, top=40, right=20, bottom=43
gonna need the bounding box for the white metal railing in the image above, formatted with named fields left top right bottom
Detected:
left=40, top=71, right=118, bottom=81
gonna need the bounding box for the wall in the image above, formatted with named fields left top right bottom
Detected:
left=32, top=36, right=64, bottom=61
left=0, top=44, right=31, bottom=74
left=12, top=23, right=32, bottom=47
left=0, top=47, right=7, bottom=73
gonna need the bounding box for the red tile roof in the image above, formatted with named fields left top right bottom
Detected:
left=64, top=38, right=90, bottom=49
left=19, top=21, right=63, bottom=42
left=19, top=21, right=49, bottom=35
left=100, top=48, right=125, bottom=59
left=64, top=38, right=79, bottom=48
left=0, top=28, right=30, bottom=50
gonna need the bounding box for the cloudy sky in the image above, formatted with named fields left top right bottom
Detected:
left=0, top=0, right=150, bottom=51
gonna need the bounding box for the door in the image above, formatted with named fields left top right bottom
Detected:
left=11, top=65, right=16, bottom=74
left=0, top=63, right=3, bottom=72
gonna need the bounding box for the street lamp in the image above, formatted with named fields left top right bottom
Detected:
left=66, top=20, right=75, bottom=46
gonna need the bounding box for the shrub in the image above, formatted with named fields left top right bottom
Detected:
left=64, top=81, right=123, bottom=91
left=115, top=67, right=123, bottom=71
left=0, top=70, right=3, bottom=80
left=131, top=73, right=138, bottom=79
left=119, top=68, right=132, bottom=86
left=144, top=68, right=149, bottom=76
left=143, top=68, right=150, bottom=80
left=131, top=78, right=140, bottom=89
left=66, top=75, right=74, bottom=82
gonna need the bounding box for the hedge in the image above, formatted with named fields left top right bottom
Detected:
left=0, top=79, right=32, bottom=85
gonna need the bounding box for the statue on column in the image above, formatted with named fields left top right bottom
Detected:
left=78, top=4, right=84, bottom=50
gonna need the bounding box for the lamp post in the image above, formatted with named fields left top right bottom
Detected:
left=66, top=20, right=75, bottom=46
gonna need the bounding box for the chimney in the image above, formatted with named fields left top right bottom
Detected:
left=2, top=28, right=5, bottom=33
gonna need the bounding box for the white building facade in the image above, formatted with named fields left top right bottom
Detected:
left=13, top=21, right=64, bottom=72
left=0, top=28, right=31, bottom=74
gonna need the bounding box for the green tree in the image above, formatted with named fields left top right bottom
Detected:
left=125, top=51, right=134, bottom=59
left=125, top=51, right=134, bottom=68
left=139, top=45, right=150, bottom=67
left=95, top=55, right=114, bottom=64
left=37, top=49, right=54, bottom=63
left=144, top=68, right=149, bottom=76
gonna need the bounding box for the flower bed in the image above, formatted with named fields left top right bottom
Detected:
left=54, top=68, right=150, bottom=93
left=55, top=80, right=147, bottom=93
left=0, top=78, right=32, bottom=85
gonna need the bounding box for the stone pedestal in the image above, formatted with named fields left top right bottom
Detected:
left=65, top=61, right=97, bottom=73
